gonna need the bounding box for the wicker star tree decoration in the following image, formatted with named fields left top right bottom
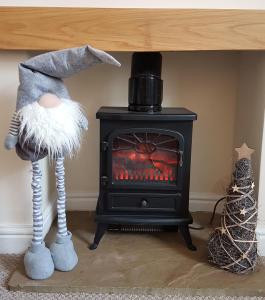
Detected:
left=207, top=143, right=258, bottom=274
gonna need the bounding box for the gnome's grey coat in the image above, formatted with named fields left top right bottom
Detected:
left=5, top=45, right=120, bottom=161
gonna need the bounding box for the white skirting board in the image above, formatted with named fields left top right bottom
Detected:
left=66, top=191, right=224, bottom=213
left=256, top=226, right=265, bottom=256
left=0, top=200, right=57, bottom=254
left=0, top=191, right=222, bottom=254
left=66, top=192, right=265, bottom=256
left=2, top=192, right=264, bottom=255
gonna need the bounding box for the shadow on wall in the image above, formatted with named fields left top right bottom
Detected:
left=0, top=51, right=51, bottom=225
left=0, top=50, right=247, bottom=222
left=235, top=52, right=265, bottom=194
left=61, top=51, right=240, bottom=196
left=1, top=49, right=264, bottom=252
left=0, top=51, right=31, bottom=225
left=61, top=52, right=131, bottom=193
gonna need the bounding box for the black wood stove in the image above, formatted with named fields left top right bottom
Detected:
left=90, top=52, right=197, bottom=251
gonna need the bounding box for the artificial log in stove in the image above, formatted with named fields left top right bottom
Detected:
left=90, top=52, right=197, bottom=251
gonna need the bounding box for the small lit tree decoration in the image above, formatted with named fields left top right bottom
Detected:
left=208, top=143, right=258, bottom=274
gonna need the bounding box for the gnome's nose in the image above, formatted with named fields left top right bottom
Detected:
left=38, top=93, right=63, bottom=108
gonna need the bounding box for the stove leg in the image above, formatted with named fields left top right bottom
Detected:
left=179, top=225, right=197, bottom=251
left=89, top=223, right=108, bottom=250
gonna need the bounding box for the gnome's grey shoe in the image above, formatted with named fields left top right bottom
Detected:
left=50, top=231, right=78, bottom=271
left=24, top=242, right=54, bottom=280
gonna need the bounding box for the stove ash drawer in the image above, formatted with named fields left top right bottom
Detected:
left=107, top=193, right=182, bottom=212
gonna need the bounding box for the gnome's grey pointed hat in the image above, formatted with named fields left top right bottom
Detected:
left=16, top=45, right=120, bottom=111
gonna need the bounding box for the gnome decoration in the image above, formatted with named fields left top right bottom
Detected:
left=4, top=45, right=120, bottom=280
left=208, top=143, right=258, bottom=274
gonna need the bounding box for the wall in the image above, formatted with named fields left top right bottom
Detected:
left=235, top=52, right=265, bottom=254
left=63, top=51, right=239, bottom=211
left=235, top=52, right=265, bottom=189
left=0, top=51, right=239, bottom=252
left=258, top=112, right=265, bottom=255
left=0, top=51, right=55, bottom=253
left=2, top=50, right=265, bottom=254
left=1, top=0, right=265, bottom=9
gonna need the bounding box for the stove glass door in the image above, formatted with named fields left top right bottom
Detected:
left=110, top=129, right=183, bottom=187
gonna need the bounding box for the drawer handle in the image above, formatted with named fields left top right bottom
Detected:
left=141, top=199, right=149, bottom=208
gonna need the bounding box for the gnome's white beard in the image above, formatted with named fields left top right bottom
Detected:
left=18, top=99, right=86, bottom=158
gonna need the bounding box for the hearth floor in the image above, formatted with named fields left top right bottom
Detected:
left=8, top=211, right=265, bottom=296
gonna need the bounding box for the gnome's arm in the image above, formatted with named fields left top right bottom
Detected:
left=4, top=112, right=20, bottom=150
left=78, top=112, right=88, bottom=130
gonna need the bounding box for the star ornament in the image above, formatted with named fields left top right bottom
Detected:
left=232, top=184, right=240, bottom=193
left=251, top=182, right=255, bottom=189
left=235, top=143, right=254, bottom=160
left=220, top=227, right=226, bottom=234
left=241, top=253, right=248, bottom=260
left=240, top=208, right=247, bottom=216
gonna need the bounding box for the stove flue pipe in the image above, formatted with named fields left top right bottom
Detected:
left=128, top=52, right=163, bottom=112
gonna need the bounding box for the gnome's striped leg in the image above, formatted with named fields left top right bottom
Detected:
left=50, top=156, right=78, bottom=271
left=31, top=161, right=44, bottom=244
left=55, top=156, right=68, bottom=236
left=23, top=161, right=54, bottom=280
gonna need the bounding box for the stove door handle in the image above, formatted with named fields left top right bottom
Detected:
left=141, top=199, right=149, bottom=208
left=101, top=141, right=109, bottom=152
left=179, top=151, right=183, bottom=167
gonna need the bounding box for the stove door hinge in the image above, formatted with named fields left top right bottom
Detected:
left=101, top=141, right=109, bottom=152
left=100, top=176, right=109, bottom=186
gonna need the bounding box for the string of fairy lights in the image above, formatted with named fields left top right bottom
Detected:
left=208, top=143, right=258, bottom=274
